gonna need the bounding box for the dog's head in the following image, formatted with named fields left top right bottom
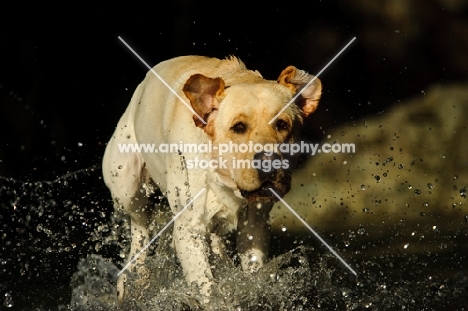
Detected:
left=183, top=65, right=321, bottom=201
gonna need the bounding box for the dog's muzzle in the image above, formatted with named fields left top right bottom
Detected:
left=253, top=152, right=281, bottom=181
left=240, top=152, right=292, bottom=202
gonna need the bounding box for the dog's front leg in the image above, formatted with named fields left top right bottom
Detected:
left=237, top=198, right=274, bottom=272
left=117, top=216, right=149, bottom=301
left=172, top=209, right=213, bottom=296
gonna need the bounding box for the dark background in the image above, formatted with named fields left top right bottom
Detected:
left=0, top=1, right=467, bottom=309
left=1, top=0, right=467, bottom=180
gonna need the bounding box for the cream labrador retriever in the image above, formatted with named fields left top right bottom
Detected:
left=102, top=55, right=321, bottom=300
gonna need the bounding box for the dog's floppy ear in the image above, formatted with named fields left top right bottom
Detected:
left=277, top=66, right=322, bottom=117
left=183, top=74, right=225, bottom=131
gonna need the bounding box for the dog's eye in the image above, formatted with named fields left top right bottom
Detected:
left=276, top=119, right=289, bottom=131
left=231, top=122, right=247, bottom=133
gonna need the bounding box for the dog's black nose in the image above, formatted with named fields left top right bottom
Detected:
left=254, top=152, right=281, bottom=181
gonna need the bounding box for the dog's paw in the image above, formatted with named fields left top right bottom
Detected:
left=116, top=272, right=127, bottom=303
left=117, top=265, right=152, bottom=302
left=197, top=279, right=215, bottom=305
left=240, top=248, right=265, bottom=273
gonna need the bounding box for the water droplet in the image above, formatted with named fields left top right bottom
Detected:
left=453, top=175, right=458, bottom=180
left=403, top=243, right=409, bottom=249
left=374, top=175, right=381, bottom=181
left=281, top=226, right=287, bottom=232
left=248, top=235, right=253, bottom=240
left=427, top=183, right=434, bottom=189
left=460, top=188, right=467, bottom=198
left=398, top=164, right=404, bottom=169
left=3, top=292, right=13, bottom=308
left=414, top=189, right=421, bottom=195
left=360, top=185, right=366, bottom=190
